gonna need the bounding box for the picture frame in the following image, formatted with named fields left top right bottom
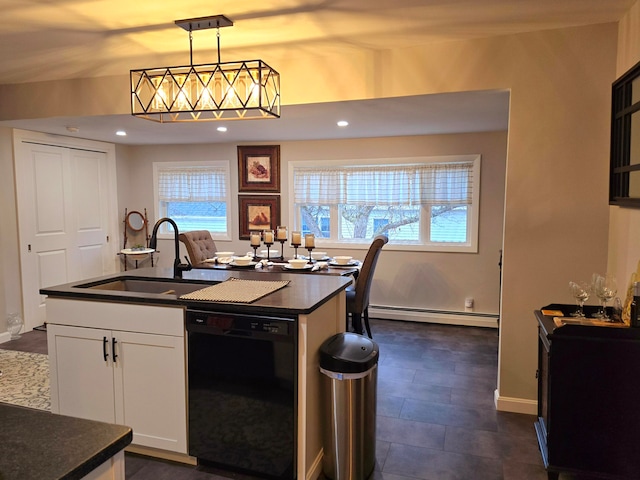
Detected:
left=238, top=195, right=281, bottom=239
left=238, top=145, right=280, bottom=192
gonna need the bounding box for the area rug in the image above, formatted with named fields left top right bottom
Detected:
left=0, top=349, right=51, bottom=411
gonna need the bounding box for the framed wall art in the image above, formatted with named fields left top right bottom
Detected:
left=238, top=145, right=280, bottom=192
left=238, top=195, right=281, bottom=239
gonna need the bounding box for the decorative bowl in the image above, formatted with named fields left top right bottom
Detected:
left=215, top=251, right=234, bottom=263
left=234, top=256, right=253, bottom=266
left=288, top=259, right=308, bottom=269
left=333, top=256, right=353, bottom=265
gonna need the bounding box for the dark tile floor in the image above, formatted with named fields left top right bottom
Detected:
left=2, top=319, right=597, bottom=479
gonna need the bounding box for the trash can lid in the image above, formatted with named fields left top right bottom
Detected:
left=319, top=332, right=379, bottom=373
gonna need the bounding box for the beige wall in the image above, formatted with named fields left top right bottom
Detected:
left=0, top=126, right=21, bottom=331
left=609, top=2, right=640, bottom=300
left=117, top=131, right=506, bottom=316
left=0, top=22, right=619, bottom=409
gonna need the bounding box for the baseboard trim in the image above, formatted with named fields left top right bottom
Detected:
left=494, top=389, right=537, bottom=414
left=0, top=332, right=11, bottom=344
left=125, top=445, right=197, bottom=465
left=369, top=305, right=499, bottom=329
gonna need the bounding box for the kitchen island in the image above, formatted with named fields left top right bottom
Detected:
left=40, top=267, right=352, bottom=480
left=0, top=403, right=131, bottom=480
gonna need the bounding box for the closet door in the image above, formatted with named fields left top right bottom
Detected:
left=70, top=148, right=111, bottom=278
left=14, top=136, right=114, bottom=330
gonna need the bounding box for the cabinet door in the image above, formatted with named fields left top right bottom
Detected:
left=112, top=331, right=187, bottom=453
left=48, top=324, right=116, bottom=423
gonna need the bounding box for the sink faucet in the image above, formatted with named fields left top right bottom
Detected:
left=149, top=217, right=192, bottom=278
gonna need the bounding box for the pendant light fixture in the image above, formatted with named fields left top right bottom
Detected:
left=130, top=15, right=280, bottom=122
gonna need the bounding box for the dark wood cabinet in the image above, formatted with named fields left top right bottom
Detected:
left=535, top=307, right=640, bottom=480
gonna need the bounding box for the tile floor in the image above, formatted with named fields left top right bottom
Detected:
left=2, top=319, right=598, bottom=479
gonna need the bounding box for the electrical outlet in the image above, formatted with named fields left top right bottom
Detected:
left=465, top=297, right=474, bottom=311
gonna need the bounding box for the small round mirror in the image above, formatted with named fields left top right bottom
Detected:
left=126, top=211, right=145, bottom=231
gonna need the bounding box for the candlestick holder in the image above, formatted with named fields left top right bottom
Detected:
left=291, top=243, right=301, bottom=259
left=306, top=247, right=315, bottom=263
left=278, top=239, right=286, bottom=260
left=264, top=241, right=274, bottom=261
left=249, top=231, right=262, bottom=259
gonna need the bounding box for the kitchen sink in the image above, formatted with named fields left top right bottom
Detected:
left=78, top=277, right=211, bottom=296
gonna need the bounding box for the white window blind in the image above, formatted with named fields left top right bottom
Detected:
left=158, top=165, right=227, bottom=202
left=293, top=162, right=473, bottom=206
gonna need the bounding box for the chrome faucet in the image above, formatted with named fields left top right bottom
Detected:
left=149, top=217, right=192, bottom=278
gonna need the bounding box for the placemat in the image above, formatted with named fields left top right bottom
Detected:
left=180, top=277, right=290, bottom=303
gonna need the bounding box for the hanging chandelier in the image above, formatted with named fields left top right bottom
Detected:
left=130, top=15, right=280, bottom=122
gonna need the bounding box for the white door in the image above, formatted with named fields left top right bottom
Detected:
left=48, top=324, right=116, bottom=423
left=14, top=137, right=115, bottom=330
left=70, top=148, right=111, bottom=278
left=113, top=330, right=187, bottom=453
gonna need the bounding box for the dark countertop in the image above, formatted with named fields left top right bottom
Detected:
left=0, top=404, right=132, bottom=480
left=40, top=267, right=353, bottom=316
left=535, top=304, right=640, bottom=340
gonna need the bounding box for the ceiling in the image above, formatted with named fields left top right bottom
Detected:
left=0, top=0, right=634, bottom=145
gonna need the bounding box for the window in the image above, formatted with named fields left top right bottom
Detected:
left=610, top=59, right=640, bottom=207
left=153, top=161, right=231, bottom=239
left=290, top=155, right=480, bottom=252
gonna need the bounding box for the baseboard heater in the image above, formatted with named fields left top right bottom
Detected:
left=369, top=305, right=499, bottom=329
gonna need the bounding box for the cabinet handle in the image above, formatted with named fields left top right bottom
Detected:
left=112, top=337, right=118, bottom=363
left=103, top=336, right=109, bottom=361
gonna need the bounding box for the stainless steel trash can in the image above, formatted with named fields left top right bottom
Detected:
left=319, top=332, right=379, bottom=480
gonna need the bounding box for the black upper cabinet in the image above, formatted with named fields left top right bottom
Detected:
left=610, top=59, right=640, bottom=207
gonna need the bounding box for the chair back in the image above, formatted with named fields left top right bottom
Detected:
left=352, top=235, right=388, bottom=313
left=179, top=230, right=217, bottom=265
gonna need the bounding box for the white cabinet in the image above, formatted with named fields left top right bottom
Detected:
left=47, top=299, right=187, bottom=454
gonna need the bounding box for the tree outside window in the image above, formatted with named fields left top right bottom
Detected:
left=292, top=156, right=480, bottom=251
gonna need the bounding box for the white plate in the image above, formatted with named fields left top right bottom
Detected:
left=230, top=261, right=257, bottom=268
left=283, top=263, right=314, bottom=270
left=329, top=260, right=359, bottom=267
left=121, top=248, right=154, bottom=255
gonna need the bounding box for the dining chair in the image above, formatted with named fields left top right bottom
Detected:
left=346, top=234, right=388, bottom=338
left=178, top=230, right=218, bottom=266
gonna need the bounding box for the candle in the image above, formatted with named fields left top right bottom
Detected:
left=304, top=233, right=315, bottom=248
left=276, top=226, right=287, bottom=240
left=250, top=232, right=261, bottom=247
left=264, top=230, right=274, bottom=244
left=291, top=231, right=302, bottom=245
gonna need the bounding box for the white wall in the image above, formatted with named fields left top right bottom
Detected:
left=116, top=131, right=507, bottom=317
left=0, top=126, right=21, bottom=332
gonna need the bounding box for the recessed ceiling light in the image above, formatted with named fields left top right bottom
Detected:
left=116, top=130, right=127, bottom=136
left=217, top=126, right=228, bottom=132
left=337, top=120, right=349, bottom=127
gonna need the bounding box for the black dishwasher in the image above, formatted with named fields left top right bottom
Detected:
left=186, top=309, right=297, bottom=479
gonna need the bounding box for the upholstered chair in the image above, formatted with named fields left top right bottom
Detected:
left=178, top=230, right=218, bottom=266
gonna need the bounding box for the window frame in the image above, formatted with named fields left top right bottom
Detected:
left=288, top=155, right=481, bottom=253
left=152, top=160, right=232, bottom=240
